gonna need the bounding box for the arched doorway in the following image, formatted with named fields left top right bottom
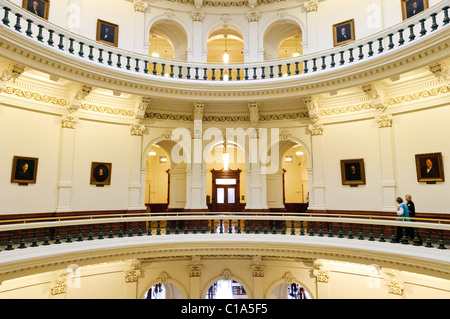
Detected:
left=206, top=142, right=246, bottom=212
left=145, top=142, right=171, bottom=212
left=205, top=280, right=248, bottom=299
left=147, top=19, right=188, bottom=60
left=263, top=20, right=303, bottom=60
left=269, top=282, right=311, bottom=299
left=143, top=283, right=184, bottom=299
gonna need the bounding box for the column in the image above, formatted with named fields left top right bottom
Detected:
left=377, top=115, right=397, bottom=212
left=246, top=11, right=260, bottom=62
left=313, top=261, right=330, bottom=299
left=56, top=116, right=77, bottom=213
left=191, top=12, right=205, bottom=62
left=304, top=0, right=319, bottom=54
left=133, top=0, right=149, bottom=54
left=308, top=124, right=326, bottom=211
left=124, top=260, right=141, bottom=299
left=188, top=256, right=202, bottom=299
left=129, top=124, right=146, bottom=211
left=251, top=256, right=265, bottom=299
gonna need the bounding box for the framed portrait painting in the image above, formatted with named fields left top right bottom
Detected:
left=96, top=19, right=119, bottom=47
left=22, top=0, right=50, bottom=20
left=90, top=162, right=112, bottom=186
left=340, top=159, right=366, bottom=186
left=11, top=156, right=39, bottom=184
left=401, top=0, right=429, bottom=20
left=415, top=153, right=445, bottom=183
left=333, top=19, right=355, bottom=47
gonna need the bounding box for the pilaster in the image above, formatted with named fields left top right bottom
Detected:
left=133, top=0, right=148, bottom=54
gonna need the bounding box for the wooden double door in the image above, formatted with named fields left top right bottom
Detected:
left=211, top=169, right=241, bottom=212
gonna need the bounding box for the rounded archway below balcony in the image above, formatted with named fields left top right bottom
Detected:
left=206, top=25, right=245, bottom=64
left=147, top=18, right=188, bottom=60
left=262, top=19, right=304, bottom=61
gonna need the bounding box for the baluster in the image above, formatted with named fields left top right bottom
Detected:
left=58, top=34, right=64, bottom=50
left=263, top=220, right=268, bottom=235
left=295, top=61, right=300, bottom=74
left=47, top=29, right=54, bottom=46
left=398, top=29, right=405, bottom=45
left=401, top=227, right=409, bottom=245
left=107, top=51, right=113, bottom=65
left=137, top=222, right=143, bottom=236
left=116, top=54, right=122, bottom=68
left=228, top=68, right=233, bottom=81
left=408, top=24, right=416, bottom=42
left=78, top=42, right=84, bottom=57
left=330, top=54, right=336, bottom=68
left=237, top=220, right=241, bottom=234
left=152, top=62, right=157, bottom=75
left=338, top=223, right=343, bottom=238
left=19, top=229, right=27, bottom=249
left=379, top=225, right=386, bottom=242
left=327, top=223, right=334, bottom=238
left=388, top=34, right=394, bottom=50
left=203, top=68, right=207, bottom=80
left=261, top=66, right=266, bottom=79
left=430, top=13, right=438, bottom=31
left=31, top=228, right=39, bottom=246
left=300, top=221, right=305, bottom=236
left=54, top=227, right=62, bottom=244
left=367, top=41, right=374, bottom=57
left=26, top=19, right=33, bottom=37
left=192, top=220, right=197, bottom=234
left=175, top=221, right=180, bottom=235
left=368, top=224, right=375, bottom=241
left=2, top=6, right=11, bottom=26
left=348, top=223, right=354, bottom=239
left=228, top=220, right=233, bottom=234
left=245, top=220, right=250, bottom=234
left=5, top=231, right=14, bottom=250
left=377, top=38, right=384, bottom=53
left=236, top=68, right=241, bottom=80
left=425, top=229, right=433, bottom=248
left=308, top=221, right=314, bottom=236
left=135, top=59, right=140, bottom=72
left=219, top=68, right=223, bottom=81
left=253, top=67, right=257, bottom=79
left=412, top=228, right=421, bottom=246
left=37, top=24, right=44, bottom=42
left=272, top=221, right=277, bottom=235
left=161, top=63, right=165, bottom=76
left=348, top=48, right=354, bottom=63
left=278, top=65, right=283, bottom=77
left=88, top=224, right=94, bottom=240
left=156, top=221, right=161, bottom=236
left=195, top=67, right=199, bottom=80
left=147, top=221, right=152, bottom=236
left=419, top=19, right=427, bottom=37
left=281, top=221, right=287, bottom=235
left=269, top=65, right=274, bottom=78
left=254, top=220, right=259, bottom=234
left=97, top=48, right=104, bottom=64
left=143, top=60, right=148, bottom=74
left=118, top=222, right=124, bottom=238
left=312, top=59, right=317, bottom=72
left=358, top=224, right=364, bottom=240
left=67, top=38, right=75, bottom=54
left=14, top=13, right=22, bottom=32
left=43, top=228, right=50, bottom=245
left=98, top=224, right=104, bottom=239
left=320, top=57, right=326, bottom=70
left=358, top=45, right=364, bottom=60
left=183, top=221, right=189, bottom=234
left=128, top=222, right=134, bottom=237
left=303, top=60, right=308, bottom=73
left=126, top=56, right=131, bottom=70
left=443, top=6, right=450, bottom=25
left=178, top=66, right=183, bottom=79
left=108, top=223, right=114, bottom=238
left=88, top=45, right=94, bottom=60
left=339, top=51, right=345, bottom=65
left=202, top=220, right=207, bottom=234
left=65, top=226, right=73, bottom=243
left=211, top=68, right=216, bottom=81
left=291, top=221, right=295, bottom=236
left=318, top=222, right=324, bottom=237
left=389, top=226, right=396, bottom=243
left=244, top=68, right=249, bottom=80
left=220, top=220, right=224, bottom=234
left=76, top=226, right=84, bottom=241
left=210, top=220, right=215, bottom=234
left=438, top=230, right=446, bottom=249
left=186, top=66, right=191, bottom=79
left=167, top=220, right=172, bottom=235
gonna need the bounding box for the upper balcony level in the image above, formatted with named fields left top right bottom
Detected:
left=1, top=0, right=449, bottom=102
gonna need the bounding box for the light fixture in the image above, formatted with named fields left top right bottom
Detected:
left=223, top=139, right=229, bottom=170
left=149, top=151, right=157, bottom=156
left=151, top=34, right=159, bottom=58
left=292, top=33, right=301, bottom=58
left=223, top=73, right=229, bottom=81
left=285, top=156, right=293, bottom=162
left=296, top=151, right=304, bottom=156
left=223, top=34, right=229, bottom=63
left=159, top=156, right=167, bottom=163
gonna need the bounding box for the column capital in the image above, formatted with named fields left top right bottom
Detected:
left=376, top=114, right=393, bottom=128
left=192, top=11, right=205, bottom=22
left=62, top=115, right=78, bottom=129
left=247, top=11, right=260, bottom=22
left=308, top=124, right=324, bottom=136
left=133, top=0, right=148, bottom=13
left=131, top=124, right=145, bottom=136
left=304, top=0, right=319, bottom=13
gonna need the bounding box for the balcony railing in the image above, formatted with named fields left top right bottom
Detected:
left=0, top=0, right=449, bottom=82
left=1, top=212, right=449, bottom=252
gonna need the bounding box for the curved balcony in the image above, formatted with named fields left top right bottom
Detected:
left=0, top=0, right=449, bottom=101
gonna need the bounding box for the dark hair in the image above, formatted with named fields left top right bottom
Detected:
left=396, top=197, right=403, bottom=203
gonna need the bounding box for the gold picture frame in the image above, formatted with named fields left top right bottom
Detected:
left=415, top=152, right=445, bottom=183
left=22, top=0, right=50, bottom=20
left=333, top=19, right=355, bottom=47
left=11, top=156, right=39, bottom=184
left=90, top=162, right=112, bottom=186
left=401, top=0, right=429, bottom=20
left=340, top=158, right=366, bottom=186
left=96, top=19, right=119, bottom=47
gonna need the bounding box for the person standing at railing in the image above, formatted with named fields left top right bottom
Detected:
left=396, top=197, right=410, bottom=243
left=405, top=194, right=422, bottom=245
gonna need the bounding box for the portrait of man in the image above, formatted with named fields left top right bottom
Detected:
left=22, top=0, right=50, bottom=20
left=402, top=0, right=429, bottom=20
left=341, top=159, right=366, bottom=186
left=96, top=20, right=119, bottom=47
left=11, top=156, right=39, bottom=184
left=333, top=19, right=355, bottom=47
left=90, top=162, right=112, bottom=185
left=416, top=153, right=444, bottom=182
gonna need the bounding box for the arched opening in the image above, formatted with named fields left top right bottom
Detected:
left=145, top=142, right=171, bottom=212
left=148, top=19, right=188, bottom=60
left=143, top=283, right=184, bottom=299
left=269, top=282, right=311, bottom=299
left=205, top=280, right=248, bottom=299
left=206, top=141, right=246, bottom=212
